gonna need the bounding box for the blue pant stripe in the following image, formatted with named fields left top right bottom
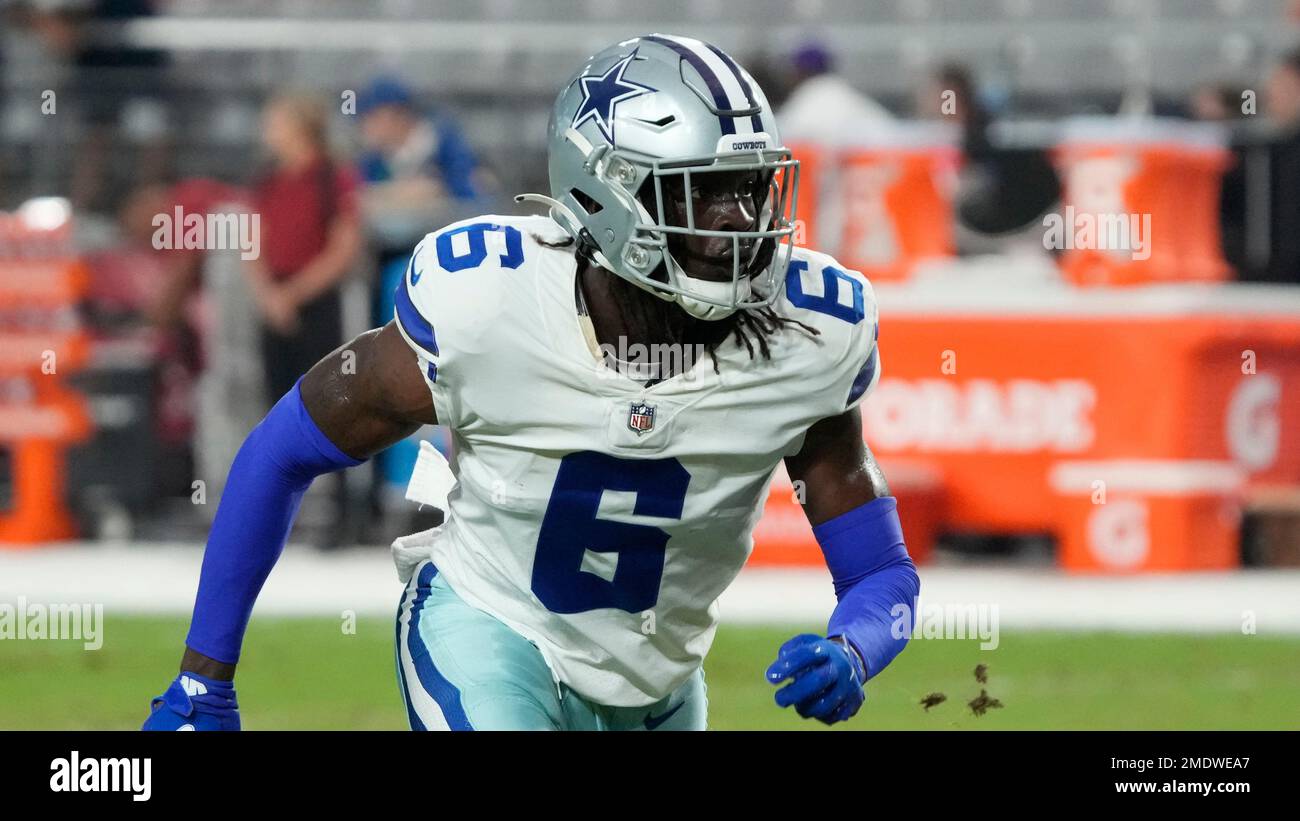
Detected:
left=406, top=563, right=474, bottom=731
left=394, top=586, right=426, bottom=731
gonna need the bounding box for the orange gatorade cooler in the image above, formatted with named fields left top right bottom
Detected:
left=0, top=250, right=93, bottom=545
left=790, top=125, right=959, bottom=282
left=1049, top=459, right=1243, bottom=572
left=1052, top=118, right=1231, bottom=286
left=837, top=125, right=960, bottom=283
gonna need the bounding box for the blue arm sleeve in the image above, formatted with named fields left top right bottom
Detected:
left=184, top=380, right=364, bottom=664
left=816, top=496, right=921, bottom=680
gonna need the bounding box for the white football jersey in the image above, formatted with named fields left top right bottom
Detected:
left=393, top=214, right=880, bottom=707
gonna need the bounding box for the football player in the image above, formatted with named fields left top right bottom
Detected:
left=143, top=34, right=919, bottom=731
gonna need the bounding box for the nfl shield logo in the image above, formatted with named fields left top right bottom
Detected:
left=628, top=401, right=656, bottom=434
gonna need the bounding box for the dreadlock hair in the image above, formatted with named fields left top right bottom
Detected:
left=724, top=301, right=821, bottom=368
left=532, top=231, right=820, bottom=373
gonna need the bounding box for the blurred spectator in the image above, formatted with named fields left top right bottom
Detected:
left=357, top=76, right=483, bottom=215
left=1266, top=50, right=1300, bottom=129
left=246, top=92, right=362, bottom=547
left=918, top=63, right=992, bottom=154
left=919, top=63, right=1059, bottom=241
left=93, top=180, right=245, bottom=414
left=143, top=180, right=245, bottom=329
left=1190, top=83, right=1243, bottom=122
left=247, top=93, right=362, bottom=398
left=1261, top=49, right=1300, bottom=284
left=79, top=178, right=242, bottom=498
left=355, top=74, right=488, bottom=336
left=777, top=41, right=895, bottom=144
left=1188, top=83, right=1249, bottom=281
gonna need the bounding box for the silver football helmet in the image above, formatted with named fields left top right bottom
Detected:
left=518, top=34, right=799, bottom=321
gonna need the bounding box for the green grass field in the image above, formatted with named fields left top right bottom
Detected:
left=3, top=615, right=1298, bottom=729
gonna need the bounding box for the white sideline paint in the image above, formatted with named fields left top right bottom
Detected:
left=1, top=544, right=1298, bottom=633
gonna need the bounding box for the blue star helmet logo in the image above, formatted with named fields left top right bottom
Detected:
left=572, top=51, right=657, bottom=145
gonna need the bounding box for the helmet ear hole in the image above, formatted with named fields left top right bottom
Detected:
left=634, top=177, right=657, bottom=214
left=570, top=189, right=603, bottom=215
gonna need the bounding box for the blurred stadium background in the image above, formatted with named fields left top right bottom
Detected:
left=1, top=0, right=1299, bottom=729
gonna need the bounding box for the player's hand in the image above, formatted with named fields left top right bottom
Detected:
left=766, top=633, right=865, bottom=725
left=141, top=672, right=241, bottom=731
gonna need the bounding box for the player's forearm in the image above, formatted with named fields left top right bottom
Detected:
left=828, top=553, right=919, bottom=678
left=817, top=496, right=921, bottom=679
left=183, top=380, right=364, bottom=668
left=164, top=326, right=426, bottom=697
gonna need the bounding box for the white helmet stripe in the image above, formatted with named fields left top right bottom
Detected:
left=659, top=35, right=756, bottom=136
left=705, top=42, right=767, bottom=134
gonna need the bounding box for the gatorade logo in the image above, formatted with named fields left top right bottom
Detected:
left=862, top=379, right=1096, bottom=453
left=1087, top=499, right=1149, bottom=569
left=1225, top=374, right=1280, bottom=472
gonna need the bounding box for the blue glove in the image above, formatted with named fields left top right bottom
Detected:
left=142, top=673, right=241, bottom=731
left=766, top=633, right=866, bottom=725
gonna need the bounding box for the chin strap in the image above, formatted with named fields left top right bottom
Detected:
left=675, top=272, right=746, bottom=320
